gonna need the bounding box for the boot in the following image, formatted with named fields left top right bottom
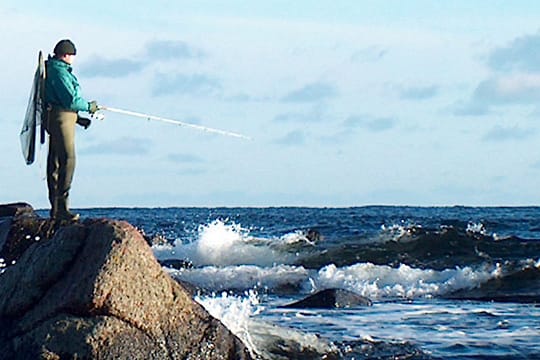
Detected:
left=54, top=196, right=80, bottom=222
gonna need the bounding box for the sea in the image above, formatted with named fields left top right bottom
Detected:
left=42, top=206, right=540, bottom=359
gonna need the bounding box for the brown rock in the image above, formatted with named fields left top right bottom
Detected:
left=0, top=207, right=251, bottom=359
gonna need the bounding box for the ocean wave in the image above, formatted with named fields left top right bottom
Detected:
left=166, top=261, right=506, bottom=300
left=152, top=217, right=540, bottom=303
left=298, top=224, right=540, bottom=271
left=153, top=219, right=318, bottom=267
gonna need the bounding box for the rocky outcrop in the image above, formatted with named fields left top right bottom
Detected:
left=0, top=203, right=251, bottom=359
left=282, top=288, right=372, bottom=309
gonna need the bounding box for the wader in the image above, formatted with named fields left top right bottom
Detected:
left=46, top=108, right=77, bottom=219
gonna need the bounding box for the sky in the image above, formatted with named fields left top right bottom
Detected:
left=2, top=1, right=540, bottom=208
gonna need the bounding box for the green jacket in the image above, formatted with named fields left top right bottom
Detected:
left=45, top=57, right=90, bottom=112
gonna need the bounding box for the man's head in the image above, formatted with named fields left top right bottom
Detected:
left=53, top=39, right=77, bottom=64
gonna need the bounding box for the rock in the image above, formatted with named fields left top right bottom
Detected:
left=0, top=206, right=251, bottom=359
left=0, top=202, right=35, bottom=218
left=305, top=228, right=323, bottom=243
left=444, top=266, right=540, bottom=303
left=160, top=258, right=193, bottom=270
left=0, top=218, right=12, bottom=254
left=282, top=288, right=373, bottom=309
left=0, top=202, right=37, bottom=253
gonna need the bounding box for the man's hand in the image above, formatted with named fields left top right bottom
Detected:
left=88, top=100, right=99, bottom=114
left=76, top=116, right=92, bottom=129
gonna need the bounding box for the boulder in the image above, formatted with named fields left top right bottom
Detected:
left=0, top=202, right=34, bottom=218
left=282, top=288, right=372, bottom=309
left=0, top=202, right=36, bottom=253
left=0, top=204, right=251, bottom=359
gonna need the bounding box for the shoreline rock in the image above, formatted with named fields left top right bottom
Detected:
left=281, top=288, right=373, bottom=309
left=0, top=203, right=251, bottom=359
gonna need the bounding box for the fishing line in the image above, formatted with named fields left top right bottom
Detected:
left=98, top=106, right=252, bottom=140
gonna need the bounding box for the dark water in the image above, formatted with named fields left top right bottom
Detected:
left=64, top=206, right=540, bottom=359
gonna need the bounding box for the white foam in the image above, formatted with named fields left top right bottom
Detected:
left=196, top=291, right=337, bottom=359
left=153, top=219, right=296, bottom=267
left=379, top=223, right=423, bottom=243
left=195, top=290, right=261, bottom=356
left=278, top=230, right=317, bottom=246
left=466, top=222, right=488, bottom=236
left=156, top=220, right=505, bottom=299
left=167, top=264, right=309, bottom=292
left=311, top=262, right=501, bottom=299
left=168, top=261, right=502, bottom=299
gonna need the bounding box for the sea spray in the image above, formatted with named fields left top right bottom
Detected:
left=154, top=219, right=297, bottom=266
left=313, top=262, right=502, bottom=299
left=195, top=290, right=261, bottom=356
left=195, top=291, right=339, bottom=359
left=169, top=264, right=309, bottom=292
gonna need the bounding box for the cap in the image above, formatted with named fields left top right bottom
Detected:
left=53, top=39, right=77, bottom=56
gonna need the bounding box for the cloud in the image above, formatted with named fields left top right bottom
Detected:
left=152, top=73, right=222, bottom=96
left=79, top=56, right=145, bottom=78
left=399, top=85, right=439, bottom=100
left=482, top=125, right=535, bottom=142
left=455, top=31, right=540, bottom=116
left=79, top=39, right=204, bottom=79
left=475, top=75, right=540, bottom=103
left=144, top=40, right=205, bottom=60
left=167, top=153, right=206, bottom=164
left=453, top=74, right=540, bottom=116
left=281, top=82, right=337, bottom=102
left=82, top=137, right=152, bottom=155
left=344, top=115, right=397, bottom=132
left=488, top=31, right=540, bottom=72
left=274, top=130, right=306, bottom=146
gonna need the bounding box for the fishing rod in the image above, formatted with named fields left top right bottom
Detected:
left=98, top=106, right=252, bottom=140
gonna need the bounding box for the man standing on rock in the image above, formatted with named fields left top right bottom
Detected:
left=44, top=39, right=99, bottom=221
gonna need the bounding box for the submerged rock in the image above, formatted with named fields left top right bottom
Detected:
left=0, top=203, right=251, bottom=359
left=282, top=288, right=372, bottom=309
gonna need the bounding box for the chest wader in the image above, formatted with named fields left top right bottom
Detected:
left=46, top=108, right=77, bottom=219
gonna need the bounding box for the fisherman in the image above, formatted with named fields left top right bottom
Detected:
left=44, top=39, right=99, bottom=221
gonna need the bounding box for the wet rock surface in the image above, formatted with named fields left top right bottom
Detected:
left=282, top=288, right=373, bottom=309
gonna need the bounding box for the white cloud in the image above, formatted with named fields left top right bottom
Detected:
left=80, top=57, right=145, bottom=78
left=455, top=31, right=540, bottom=116
left=454, top=74, right=540, bottom=115
left=488, top=31, right=540, bottom=72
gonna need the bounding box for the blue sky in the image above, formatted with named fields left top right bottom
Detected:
left=2, top=1, right=540, bottom=208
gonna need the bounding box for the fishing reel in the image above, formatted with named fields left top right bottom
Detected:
left=91, top=112, right=105, bottom=121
